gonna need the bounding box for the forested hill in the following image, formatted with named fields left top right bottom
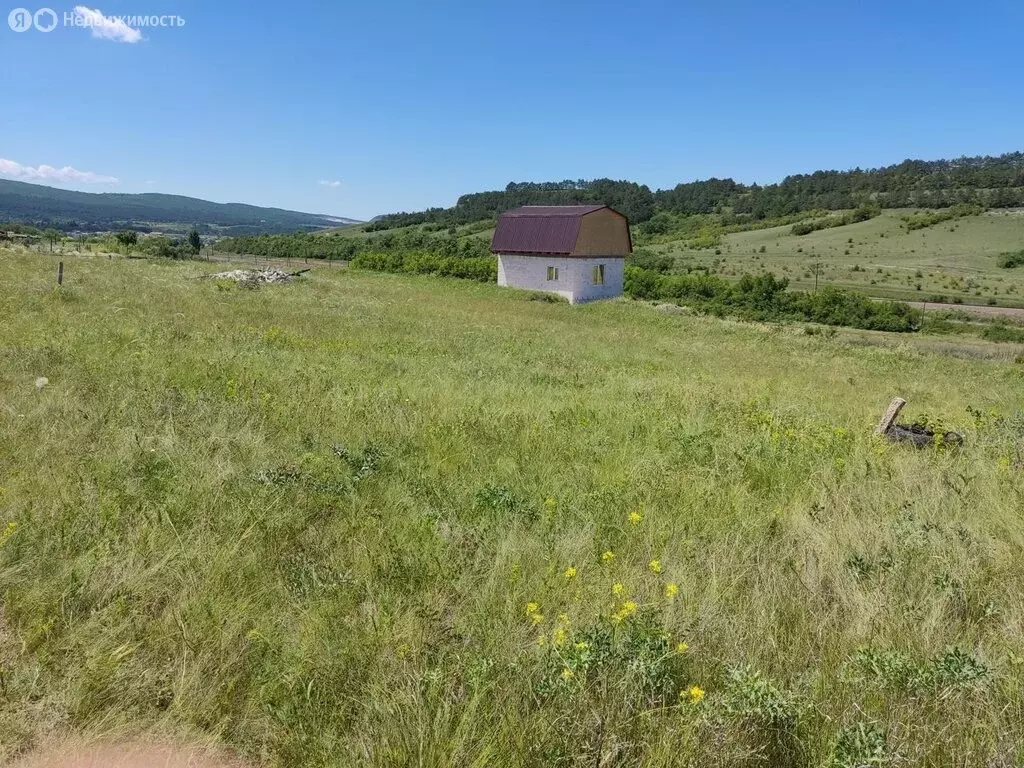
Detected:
left=0, top=179, right=361, bottom=235
left=368, top=151, right=1024, bottom=230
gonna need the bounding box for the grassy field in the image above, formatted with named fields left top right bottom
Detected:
left=2, top=251, right=1024, bottom=766
left=650, top=210, right=1024, bottom=307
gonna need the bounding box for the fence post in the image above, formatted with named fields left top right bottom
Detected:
left=57, top=261, right=64, bottom=286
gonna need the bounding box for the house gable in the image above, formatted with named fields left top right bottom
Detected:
left=491, top=205, right=631, bottom=257
left=572, top=208, right=632, bottom=256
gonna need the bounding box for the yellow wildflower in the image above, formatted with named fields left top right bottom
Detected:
left=665, top=583, right=679, bottom=599
left=526, top=602, right=540, bottom=615
left=688, top=685, right=705, bottom=703
left=648, top=559, right=662, bottom=574
left=564, top=566, right=578, bottom=580
left=574, top=641, right=590, bottom=651
left=612, top=583, right=625, bottom=596
left=561, top=667, right=574, bottom=680
left=601, top=550, right=615, bottom=563
left=621, top=600, right=637, bottom=616
left=676, top=642, right=689, bottom=654
left=537, top=634, right=546, bottom=646
left=531, top=612, right=544, bottom=626
left=629, top=511, right=643, bottom=525
left=0, top=521, right=17, bottom=547
left=553, top=627, right=568, bottom=647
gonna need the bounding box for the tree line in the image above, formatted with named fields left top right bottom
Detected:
left=366, top=151, right=1024, bottom=229
left=624, top=269, right=921, bottom=332
left=214, top=227, right=492, bottom=262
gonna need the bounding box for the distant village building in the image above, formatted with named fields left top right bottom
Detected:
left=491, top=205, right=632, bottom=304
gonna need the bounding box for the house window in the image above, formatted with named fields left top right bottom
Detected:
left=547, top=266, right=559, bottom=281
left=592, top=264, right=605, bottom=285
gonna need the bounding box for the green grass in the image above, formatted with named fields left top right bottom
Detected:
left=2, top=251, right=1024, bottom=766
left=652, top=209, right=1024, bottom=307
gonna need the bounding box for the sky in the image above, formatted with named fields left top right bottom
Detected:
left=1, top=0, right=1022, bottom=221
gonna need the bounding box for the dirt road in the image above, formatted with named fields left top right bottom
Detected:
left=910, top=300, right=1024, bottom=321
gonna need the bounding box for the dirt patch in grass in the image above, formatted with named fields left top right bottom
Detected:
left=10, top=740, right=252, bottom=768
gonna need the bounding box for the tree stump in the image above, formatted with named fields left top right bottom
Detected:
left=874, top=397, right=906, bottom=436
left=874, top=396, right=963, bottom=448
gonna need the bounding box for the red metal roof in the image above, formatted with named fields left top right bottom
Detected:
left=490, top=205, right=612, bottom=254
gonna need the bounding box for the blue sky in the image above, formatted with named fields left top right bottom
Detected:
left=1, top=0, right=1022, bottom=220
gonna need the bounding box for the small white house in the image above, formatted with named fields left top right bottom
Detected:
left=491, top=205, right=632, bottom=304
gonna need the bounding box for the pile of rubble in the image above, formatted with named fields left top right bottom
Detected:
left=207, top=268, right=307, bottom=287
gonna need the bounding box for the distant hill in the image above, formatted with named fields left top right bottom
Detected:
left=0, top=179, right=361, bottom=235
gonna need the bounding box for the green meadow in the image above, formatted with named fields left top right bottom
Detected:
left=2, top=251, right=1024, bottom=766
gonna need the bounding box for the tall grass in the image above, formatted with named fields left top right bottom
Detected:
left=1, top=252, right=1023, bottom=766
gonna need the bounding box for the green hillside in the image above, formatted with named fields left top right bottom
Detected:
left=367, top=151, right=1024, bottom=231
left=2, top=251, right=1023, bottom=765
left=0, top=179, right=361, bottom=235
left=651, top=209, right=1024, bottom=306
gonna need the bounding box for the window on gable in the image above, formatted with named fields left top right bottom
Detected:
left=592, top=264, right=605, bottom=285
left=547, top=266, right=559, bottom=281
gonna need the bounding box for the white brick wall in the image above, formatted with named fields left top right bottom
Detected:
left=496, top=254, right=624, bottom=304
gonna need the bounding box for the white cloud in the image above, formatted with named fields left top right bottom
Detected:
left=319, top=179, right=341, bottom=188
left=0, top=158, right=120, bottom=185
left=144, top=179, right=156, bottom=186
left=72, top=6, right=144, bottom=43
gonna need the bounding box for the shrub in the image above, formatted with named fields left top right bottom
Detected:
left=625, top=268, right=919, bottom=332
left=627, top=248, right=674, bottom=273
left=351, top=251, right=497, bottom=283
left=830, top=723, right=888, bottom=768
left=791, top=204, right=881, bottom=236
left=982, top=323, right=1024, bottom=343
left=901, top=204, right=984, bottom=231
left=997, top=250, right=1024, bottom=268
left=722, top=666, right=806, bottom=764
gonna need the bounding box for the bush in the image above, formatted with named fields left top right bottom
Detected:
left=791, top=204, right=881, bottom=236
left=624, top=268, right=920, bottom=332
left=138, top=235, right=192, bottom=260
left=902, top=204, right=983, bottom=231
left=982, top=323, right=1024, bottom=343
left=997, top=250, right=1024, bottom=268
left=627, top=248, right=674, bottom=274
left=351, top=250, right=497, bottom=283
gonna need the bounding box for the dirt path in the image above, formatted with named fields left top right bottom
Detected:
left=10, top=740, right=250, bottom=768
left=908, top=300, right=1024, bottom=320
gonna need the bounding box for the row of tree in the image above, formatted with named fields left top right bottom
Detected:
left=366, top=152, right=1024, bottom=228
left=625, top=270, right=922, bottom=332
left=214, top=227, right=491, bottom=262
left=367, top=179, right=657, bottom=230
